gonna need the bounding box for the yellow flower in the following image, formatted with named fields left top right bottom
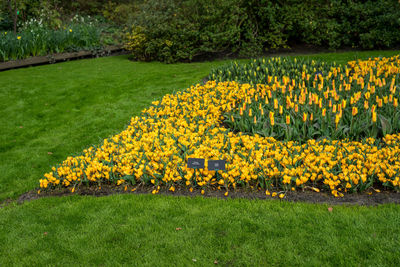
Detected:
left=372, top=111, right=377, bottom=123
left=364, top=101, right=369, bottom=110
left=278, top=193, right=284, bottom=199
left=272, top=192, right=277, bottom=197
left=352, top=107, right=358, bottom=116
left=311, top=187, right=320, bottom=192
left=303, top=112, right=308, bottom=122
left=17, top=36, right=21, bottom=40
left=269, top=111, right=275, bottom=126
left=69, top=29, right=72, bottom=32
left=335, top=114, right=340, bottom=125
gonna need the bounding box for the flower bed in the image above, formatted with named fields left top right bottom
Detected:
left=0, top=15, right=121, bottom=62
left=40, top=56, right=400, bottom=197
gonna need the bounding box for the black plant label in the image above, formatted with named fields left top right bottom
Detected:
left=187, top=158, right=205, bottom=169
left=208, top=160, right=226, bottom=171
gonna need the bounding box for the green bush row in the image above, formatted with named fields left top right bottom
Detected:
left=126, top=0, right=400, bottom=63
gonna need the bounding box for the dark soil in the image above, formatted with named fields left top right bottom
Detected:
left=11, top=184, right=400, bottom=207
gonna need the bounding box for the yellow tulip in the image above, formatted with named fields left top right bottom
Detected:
left=286, top=115, right=290, bottom=125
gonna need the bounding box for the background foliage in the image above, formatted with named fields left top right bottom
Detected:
left=125, top=0, right=400, bottom=62
left=1, top=0, right=400, bottom=63
left=0, top=1, right=125, bottom=61
left=0, top=18, right=102, bottom=61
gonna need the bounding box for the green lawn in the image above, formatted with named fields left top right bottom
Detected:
left=1, top=195, right=399, bottom=266
left=1, top=50, right=400, bottom=266
left=0, top=55, right=238, bottom=200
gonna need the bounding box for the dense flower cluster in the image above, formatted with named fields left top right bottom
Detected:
left=212, top=56, right=400, bottom=141
left=40, top=56, right=400, bottom=197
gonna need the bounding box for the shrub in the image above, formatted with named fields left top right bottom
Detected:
left=0, top=9, right=12, bottom=31
left=126, top=0, right=246, bottom=63
left=102, top=1, right=138, bottom=25
left=125, top=0, right=400, bottom=63
left=292, top=0, right=400, bottom=49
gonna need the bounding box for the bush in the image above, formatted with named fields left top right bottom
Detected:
left=0, top=12, right=12, bottom=31
left=291, top=0, right=400, bottom=49
left=125, top=0, right=400, bottom=63
left=102, top=1, right=138, bottom=25
left=126, top=0, right=246, bottom=63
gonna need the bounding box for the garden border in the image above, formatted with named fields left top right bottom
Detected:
left=0, top=45, right=125, bottom=71
left=13, top=185, right=400, bottom=206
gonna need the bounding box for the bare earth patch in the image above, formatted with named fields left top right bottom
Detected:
left=15, top=185, right=400, bottom=206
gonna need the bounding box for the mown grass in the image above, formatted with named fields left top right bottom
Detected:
left=1, top=50, right=400, bottom=266
left=1, top=194, right=400, bottom=266
left=0, top=55, right=239, bottom=200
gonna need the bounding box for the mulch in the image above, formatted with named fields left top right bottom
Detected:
left=10, top=184, right=400, bottom=207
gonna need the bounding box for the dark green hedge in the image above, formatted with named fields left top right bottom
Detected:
left=126, top=0, right=400, bottom=63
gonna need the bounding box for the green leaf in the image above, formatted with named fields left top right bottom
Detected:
left=379, top=114, right=392, bottom=136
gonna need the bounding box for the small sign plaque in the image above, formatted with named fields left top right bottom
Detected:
left=208, top=160, right=226, bottom=171
left=187, top=158, right=205, bottom=169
